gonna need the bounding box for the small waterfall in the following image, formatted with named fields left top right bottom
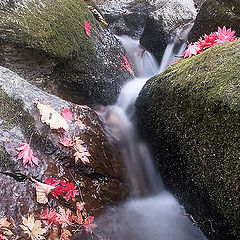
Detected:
left=86, top=27, right=207, bottom=240
left=159, top=23, right=193, bottom=72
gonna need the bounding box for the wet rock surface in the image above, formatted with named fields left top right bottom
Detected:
left=188, top=0, right=240, bottom=43
left=0, top=66, right=128, bottom=236
left=95, top=0, right=155, bottom=39
left=136, top=42, right=240, bottom=240
left=0, top=0, right=133, bottom=105
left=140, top=0, right=197, bottom=62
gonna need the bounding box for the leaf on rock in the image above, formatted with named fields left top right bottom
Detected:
left=84, top=22, right=91, bottom=36
left=20, top=214, right=46, bottom=240
left=59, top=137, right=73, bottom=147
left=37, top=103, right=69, bottom=131
left=32, top=179, right=56, bottom=204
left=16, top=143, right=39, bottom=166
left=83, top=216, right=97, bottom=233
left=60, top=228, right=72, bottom=240
left=56, top=207, right=72, bottom=228
left=39, top=208, right=59, bottom=226
left=61, top=108, right=74, bottom=122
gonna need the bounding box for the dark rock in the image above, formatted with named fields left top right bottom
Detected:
left=95, top=0, right=155, bottom=39
left=136, top=42, right=240, bottom=240
left=188, top=0, right=240, bottom=43
left=0, top=0, right=133, bottom=105
left=0, top=66, right=128, bottom=235
left=140, top=0, right=197, bottom=62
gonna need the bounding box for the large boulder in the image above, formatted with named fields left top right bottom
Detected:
left=136, top=41, right=240, bottom=240
left=140, top=0, right=197, bottom=62
left=0, top=66, right=127, bottom=237
left=0, top=0, right=133, bottom=105
left=188, top=0, right=240, bottom=42
left=95, top=0, right=155, bottom=39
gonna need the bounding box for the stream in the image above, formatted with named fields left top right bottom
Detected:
left=77, top=26, right=207, bottom=240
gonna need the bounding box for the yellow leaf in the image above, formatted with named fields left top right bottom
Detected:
left=20, top=214, right=46, bottom=240
left=37, top=103, right=69, bottom=131
left=32, top=179, right=56, bottom=204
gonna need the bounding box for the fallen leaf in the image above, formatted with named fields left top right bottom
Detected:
left=59, top=137, right=73, bottom=147
left=39, top=208, right=59, bottom=226
left=56, top=207, right=72, bottom=228
left=121, top=56, right=135, bottom=77
left=84, top=22, right=91, bottom=36
left=60, top=228, right=72, bottom=240
left=20, top=214, right=46, bottom=240
left=83, top=216, right=97, bottom=233
left=37, top=102, right=69, bottom=131
left=32, top=179, right=56, bottom=204
left=16, top=143, right=39, bottom=166
left=61, top=108, right=74, bottom=122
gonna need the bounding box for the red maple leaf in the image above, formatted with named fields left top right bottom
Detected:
left=182, top=42, right=202, bottom=58
left=61, top=108, right=74, bottom=121
left=45, top=177, right=64, bottom=199
left=16, top=143, right=39, bottom=166
left=216, top=26, right=235, bottom=44
left=121, top=56, right=135, bottom=77
left=83, top=216, right=97, bottom=233
left=59, top=137, right=74, bottom=147
left=39, top=208, right=59, bottom=226
left=60, top=179, right=79, bottom=201
left=84, top=22, right=91, bottom=36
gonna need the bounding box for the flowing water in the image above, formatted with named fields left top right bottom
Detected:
left=83, top=28, right=207, bottom=240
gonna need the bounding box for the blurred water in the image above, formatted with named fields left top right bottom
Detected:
left=87, top=31, right=207, bottom=240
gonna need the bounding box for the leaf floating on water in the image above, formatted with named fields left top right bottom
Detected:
left=37, top=102, right=69, bottom=131
left=20, top=214, right=46, bottom=240
left=32, top=179, right=56, bottom=204
left=16, top=143, right=39, bottom=166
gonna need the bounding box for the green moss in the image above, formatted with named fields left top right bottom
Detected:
left=0, top=0, right=97, bottom=60
left=136, top=41, right=240, bottom=239
left=0, top=88, right=35, bottom=137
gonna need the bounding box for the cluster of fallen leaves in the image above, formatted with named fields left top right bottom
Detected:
left=9, top=103, right=97, bottom=239
left=170, top=26, right=239, bottom=64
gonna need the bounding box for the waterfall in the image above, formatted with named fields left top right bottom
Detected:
left=78, top=27, right=207, bottom=240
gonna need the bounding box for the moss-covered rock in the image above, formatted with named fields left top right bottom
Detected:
left=0, top=0, right=132, bottom=105
left=188, top=0, right=240, bottom=42
left=136, top=41, right=240, bottom=240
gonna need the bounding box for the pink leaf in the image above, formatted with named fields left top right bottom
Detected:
left=83, top=216, right=97, bottom=233
left=121, top=56, right=135, bottom=77
left=182, top=42, right=202, bottom=58
left=216, top=26, right=235, bottom=44
left=84, top=22, right=91, bottom=36
left=59, top=137, right=74, bottom=147
left=61, top=108, right=74, bottom=121
left=16, top=143, right=39, bottom=166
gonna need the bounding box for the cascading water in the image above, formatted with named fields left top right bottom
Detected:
left=77, top=27, right=207, bottom=240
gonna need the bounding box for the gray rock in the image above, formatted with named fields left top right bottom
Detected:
left=140, top=0, right=197, bottom=62
left=0, top=66, right=127, bottom=233
left=188, top=0, right=240, bottom=43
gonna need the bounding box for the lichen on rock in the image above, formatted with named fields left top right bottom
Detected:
left=136, top=41, right=240, bottom=240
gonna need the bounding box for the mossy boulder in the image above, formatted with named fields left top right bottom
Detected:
left=136, top=41, right=240, bottom=240
left=188, top=0, right=240, bottom=42
left=0, top=66, right=127, bottom=232
left=0, top=0, right=132, bottom=105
